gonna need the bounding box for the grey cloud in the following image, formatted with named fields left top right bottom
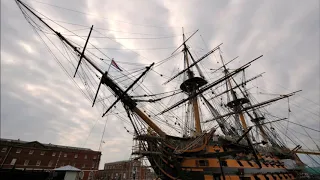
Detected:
left=1, top=0, right=319, bottom=169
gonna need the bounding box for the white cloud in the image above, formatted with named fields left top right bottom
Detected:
left=18, top=41, right=35, bottom=54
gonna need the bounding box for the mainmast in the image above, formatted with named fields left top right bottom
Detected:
left=180, top=29, right=207, bottom=136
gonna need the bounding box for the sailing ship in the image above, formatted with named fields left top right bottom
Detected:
left=14, top=0, right=320, bottom=179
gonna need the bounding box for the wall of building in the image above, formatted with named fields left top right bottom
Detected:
left=0, top=139, right=101, bottom=180
left=96, top=160, right=156, bottom=180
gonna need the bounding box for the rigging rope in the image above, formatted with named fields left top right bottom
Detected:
left=24, top=0, right=188, bottom=29
left=19, top=0, right=320, bottom=149
left=285, top=97, right=291, bottom=144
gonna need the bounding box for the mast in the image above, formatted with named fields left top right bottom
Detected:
left=15, top=0, right=167, bottom=137
left=204, top=90, right=301, bottom=122
left=219, top=49, right=249, bottom=132
left=180, top=28, right=206, bottom=136
left=161, top=57, right=259, bottom=114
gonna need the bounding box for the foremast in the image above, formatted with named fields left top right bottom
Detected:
left=220, top=49, right=271, bottom=144
left=218, top=50, right=298, bottom=148
left=220, top=51, right=249, bottom=133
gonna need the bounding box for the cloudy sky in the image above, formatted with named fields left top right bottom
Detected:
left=1, top=0, right=319, bottom=168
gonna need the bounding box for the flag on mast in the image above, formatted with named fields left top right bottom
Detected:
left=111, top=58, right=122, bottom=71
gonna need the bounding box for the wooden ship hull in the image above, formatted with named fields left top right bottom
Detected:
left=134, top=133, right=298, bottom=180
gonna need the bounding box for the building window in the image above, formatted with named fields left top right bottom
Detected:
left=10, top=158, right=17, bottom=165
left=48, top=161, right=53, bottom=167
left=1, top=147, right=7, bottom=152
left=40, top=151, right=45, bottom=155
left=52, top=152, right=56, bottom=156
left=93, top=155, right=97, bottom=159
left=29, top=150, right=34, bottom=155
left=84, top=155, right=87, bottom=159
left=64, top=153, right=67, bottom=157
left=73, top=163, right=76, bottom=167
left=24, top=160, right=29, bottom=166
left=75, top=154, right=78, bottom=158
left=82, top=164, right=86, bottom=168
left=16, top=149, right=22, bottom=153
left=36, top=160, right=41, bottom=166
left=92, top=163, right=95, bottom=168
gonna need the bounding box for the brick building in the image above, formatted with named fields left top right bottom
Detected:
left=95, top=160, right=156, bottom=180
left=0, top=138, right=101, bottom=180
